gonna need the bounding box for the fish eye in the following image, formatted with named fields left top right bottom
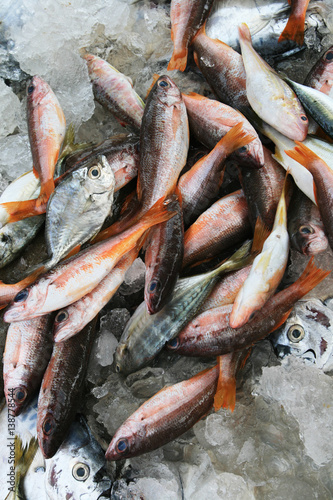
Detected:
left=13, top=387, right=27, bottom=403
left=14, top=289, right=29, bottom=303
left=42, top=416, right=54, bottom=436
left=27, top=84, right=35, bottom=94
left=88, top=165, right=101, bottom=179
left=325, top=51, right=333, bottom=61
left=158, top=79, right=170, bottom=88
left=55, top=310, right=69, bottom=323
left=116, top=438, right=129, bottom=453
left=167, top=337, right=179, bottom=350
left=72, top=462, right=90, bottom=481
left=115, top=364, right=121, bottom=373
left=249, top=312, right=255, bottom=321
left=148, top=279, right=160, bottom=293
left=300, top=115, right=308, bottom=122
left=0, top=233, right=10, bottom=243
left=299, top=225, right=314, bottom=235
left=287, top=324, right=305, bottom=343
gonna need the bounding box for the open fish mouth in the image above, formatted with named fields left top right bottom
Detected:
left=274, top=344, right=317, bottom=364
left=302, top=349, right=317, bottom=364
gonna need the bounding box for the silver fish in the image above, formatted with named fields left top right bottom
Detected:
left=270, top=298, right=333, bottom=372
left=0, top=399, right=112, bottom=500
left=44, top=154, right=115, bottom=269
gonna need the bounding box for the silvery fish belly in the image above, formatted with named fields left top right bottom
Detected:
left=0, top=399, right=112, bottom=500
left=206, top=0, right=325, bottom=57
left=271, top=298, right=333, bottom=372
left=45, top=154, right=115, bottom=268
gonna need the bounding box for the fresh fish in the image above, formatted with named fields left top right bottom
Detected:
left=168, top=0, right=214, bottom=71
left=304, top=45, right=333, bottom=98
left=285, top=141, right=333, bottom=250
left=270, top=298, right=333, bottom=372
left=5, top=435, right=39, bottom=500
left=44, top=154, right=115, bottom=270
left=238, top=23, right=308, bottom=141
left=0, top=170, right=39, bottom=228
left=183, top=190, right=251, bottom=269
left=238, top=145, right=286, bottom=230
left=105, top=365, right=219, bottom=460
left=230, top=175, right=290, bottom=329
left=3, top=314, right=54, bottom=416
left=283, top=76, right=333, bottom=140
left=192, top=24, right=249, bottom=112
left=170, top=258, right=330, bottom=357
left=84, top=53, right=144, bottom=131
left=37, top=318, right=97, bottom=459
left=115, top=240, right=252, bottom=375
left=3, top=197, right=176, bottom=321
left=0, top=399, right=112, bottom=500
left=144, top=193, right=184, bottom=315
left=182, top=92, right=264, bottom=168
left=178, top=123, right=255, bottom=227
left=53, top=244, right=140, bottom=343
left=288, top=185, right=328, bottom=255
left=278, top=0, right=310, bottom=46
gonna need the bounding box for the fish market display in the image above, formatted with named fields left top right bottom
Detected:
left=1, top=0, right=333, bottom=498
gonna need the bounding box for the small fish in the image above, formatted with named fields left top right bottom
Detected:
left=285, top=141, right=333, bottom=250
left=3, top=196, right=176, bottom=321
left=271, top=298, right=333, bottom=372
left=105, top=365, right=219, bottom=460
left=238, top=23, right=308, bottom=141
left=115, top=240, right=252, bottom=375
left=37, top=319, right=97, bottom=459
left=168, top=0, right=214, bottom=71
left=84, top=53, right=144, bottom=130
left=230, top=175, right=290, bottom=329
left=288, top=186, right=328, bottom=256
left=183, top=190, right=251, bottom=269
left=44, top=154, right=115, bottom=270
left=3, top=314, right=54, bottom=416
left=278, top=0, right=310, bottom=46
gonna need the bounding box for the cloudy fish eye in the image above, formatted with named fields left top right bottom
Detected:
left=287, top=324, right=305, bottom=343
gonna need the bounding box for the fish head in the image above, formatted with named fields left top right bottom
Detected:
left=291, top=222, right=328, bottom=256
left=105, top=417, right=144, bottom=461
left=0, top=228, right=14, bottom=267
left=4, top=367, right=36, bottom=417
left=53, top=307, right=78, bottom=342
left=152, top=75, right=183, bottom=107
left=236, top=135, right=265, bottom=169
left=283, top=103, right=308, bottom=142
left=3, top=280, right=49, bottom=323
left=26, top=75, right=51, bottom=107
left=85, top=155, right=115, bottom=194
left=270, top=299, right=333, bottom=371
left=45, top=418, right=112, bottom=500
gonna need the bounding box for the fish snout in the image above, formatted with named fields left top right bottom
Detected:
left=274, top=344, right=292, bottom=359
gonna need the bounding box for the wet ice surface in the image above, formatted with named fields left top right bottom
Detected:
left=0, top=0, right=333, bottom=498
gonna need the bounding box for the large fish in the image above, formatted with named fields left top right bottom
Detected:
left=3, top=314, right=54, bottom=416
left=169, top=258, right=330, bottom=357
left=168, top=0, right=214, bottom=71
left=270, top=298, right=333, bottom=372
left=105, top=365, right=219, bottom=460
left=278, top=0, right=310, bottom=46
left=3, top=196, right=176, bottom=321
left=115, top=241, right=252, bottom=375
left=238, top=23, right=308, bottom=141
left=84, top=53, right=144, bottom=131
left=37, top=319, right=97, bottom=459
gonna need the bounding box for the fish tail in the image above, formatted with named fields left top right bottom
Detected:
left=0, top=198, right=44, bottom=223
left=214, top=357, right=236, bottom=412
left=218, top=122, right=256, bottom=156
left=37, top=179, right=54, bottom=207
left=294, top=256, right=330, bottom=296
left=278, top=12, right=306, bottom=46
left=285, top=141, right=321, bottom=169
left=238, top=23, right=252, bottom=44
left=251, top=217, right=271, bottom=254
left=167, top=47, right=188, bottom=72
left=140, top=195, right=178, bottom=229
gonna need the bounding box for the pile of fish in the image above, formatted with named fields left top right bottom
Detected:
left=1, top=0, right=333, bottom=497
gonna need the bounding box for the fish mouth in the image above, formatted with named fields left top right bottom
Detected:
left=301, top=349, right=316, bottom=364
left=274, top=344, right=292, bottom=359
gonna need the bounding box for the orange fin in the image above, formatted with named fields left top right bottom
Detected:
left=167, top=48, right=188, bottom=72
left=32, top=165, right=39, bottom=179
left=120, top=190, right=138, bottom=216
left=0, top=198, right=46, bottom=223
left=285, top=141, right=322, bottom=168
left=216, top=122, right=256, bottom=156
left=278, top=13, right=306, bottom=46
left=268, top=308, right=293, bottom=334
left=214, top=356, right=236, bottom=412
left=37, top=179, right=54, bottom=207
left=251, top=217, right=271, bottom=254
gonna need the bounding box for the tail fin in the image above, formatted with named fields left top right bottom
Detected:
left=167, top=48, right=188, bottom=72
left=285, top=141, right=323, bottom=169
left=278, top=12, right=306, bottom=46
left=140, top=195, right=178, bottom=229
left=36, top=179, right=54, bottom=208
left=216, top=122, right=255, bottom=156
left=294, top=256, right=330, bottom=297
left=0, top=198, right=46, bottom=224
left=214, top=355, right=236, bottom=412
left=238, top=23, right=252, bottom=44
left=251, top=217, right=271, bottom=254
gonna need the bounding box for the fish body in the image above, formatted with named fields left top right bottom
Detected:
left=288, top=186, right=328, bottom=255
left=27, top=75, right=66, bottom=206
left=115, top=241, right=252, bottom=374
left=44, top=154, right=115, bottom=269
left=278, top=0, right=310, bottom=46
left=182, top=92, right=264, bottom=168
left=179, top=123, right=255, bottom=227
left=238, top=23, right=308, bottom=141
left=183, top=190, right=251, bottom=268
left=192, top=26, right=249, bottom=112
left=168, top=0, right=214, bottom=71
left=37, top=319, right=97, bottom=458
left=304, top=46, right=333, bottom=98
left=171, top=258, right=329, bottom=357
left=84, top=53, right=144, bottom=131
left=3, top=314, right=54, bottom=416
left=53, top=245, right=139, bottom=343
left=230, top=176, right=290, bottom=328
left=105, top=365, right=219, bottom=460
left=270, top=298, right=333, bottom=372
left=3, top=197, right=175, bottom=322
